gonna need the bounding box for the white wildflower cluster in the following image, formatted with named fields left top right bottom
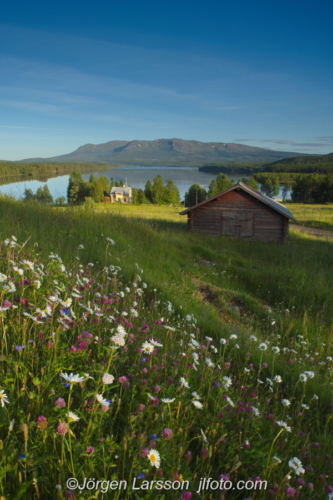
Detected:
left=49, top=252, right=63, bottom=263
left=251, top=406, right=260, bottom=416
left=288, top=457, right=305, bottom=475
left=259, top=342, right=268, bottom=351
left=180, top=377, right=190, bottom=389
left=102, top=373, right=115, bottom=385
left=276, top=421, right=292, bottom=432
left=2, top=280, right=16, bottom=293
left=4, top=235, right=19, bottom=248
left=205, top=358, right=214, bottom=368
left=110, top=325, right=127, bottom=347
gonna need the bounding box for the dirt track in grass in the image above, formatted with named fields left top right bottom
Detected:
left=292, top=225, right=333, bottom=239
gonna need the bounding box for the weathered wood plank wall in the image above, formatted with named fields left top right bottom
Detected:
left=189, top=190, right=287, bottom=242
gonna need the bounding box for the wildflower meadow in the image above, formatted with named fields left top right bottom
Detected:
left=0, top=200, right=333, bottom=499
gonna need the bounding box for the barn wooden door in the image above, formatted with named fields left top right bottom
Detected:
left=221, top=211, right=253, bottom=237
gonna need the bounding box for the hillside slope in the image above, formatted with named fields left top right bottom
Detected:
left=264, top=152, right=333, bottom=173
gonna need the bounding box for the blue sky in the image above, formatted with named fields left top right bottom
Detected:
left=1, top=0, right=332, bottom=160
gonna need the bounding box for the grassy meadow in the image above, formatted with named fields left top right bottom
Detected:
left=0, top=197, right=333, bottom=499
left=288, top=203, right=333, bottom=232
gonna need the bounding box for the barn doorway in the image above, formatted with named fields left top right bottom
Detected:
left=221, top=211, right=254, bottom=238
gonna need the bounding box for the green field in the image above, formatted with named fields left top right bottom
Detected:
left=288, top=203, right=333, bottom=231
left=96, top=202, right=186, bottom=222
left=0, top=197, right=332, bottom=499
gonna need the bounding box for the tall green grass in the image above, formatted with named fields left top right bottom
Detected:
left=0, top=197, right=333, bottom=498
left=289, top=203, right=333, bottom=231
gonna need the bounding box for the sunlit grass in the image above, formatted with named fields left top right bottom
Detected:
left=95, top=202, right=185, bottom=222
left=0, top=197, right=333, bottom=498
left=288, top=202, right=333, bottom=231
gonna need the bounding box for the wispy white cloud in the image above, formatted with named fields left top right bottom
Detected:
left=233, top=138, right=256, bottom=142
left=262, top=138, right=333, bottom=148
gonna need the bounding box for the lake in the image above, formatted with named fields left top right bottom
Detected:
left=0, top=166, right=291, bottom=201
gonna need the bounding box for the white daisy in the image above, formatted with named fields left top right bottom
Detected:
left=0, top=390, right=9, bottom=407
left=147, top=449, right=161, bottom=468
left=96, top=394, right=111, bottom=406
left=142, top=341, right=155, bottom=354
left=288, top=457, right=305, bottom=475
left=180, top=377, right=190, bottom=389
left=60, top=373, right=85, bottom=384
left=68, top=411, right=80, bottom=422
left=161, top=398, right=175, bottom=403
left=276, top=420, right=292, bottom=432
left=192, top=400, right=203, bottom=409
left=222, top=376, right=232, bottom=389
left=149, top=339, right=163, bottom=347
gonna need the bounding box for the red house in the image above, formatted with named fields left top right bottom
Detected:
left=179, top=182, right=296, bottom=242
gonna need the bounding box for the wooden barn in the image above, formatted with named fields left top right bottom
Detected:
left=179, top=182, right=296, bottom=242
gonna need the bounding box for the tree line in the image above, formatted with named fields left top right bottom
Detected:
left=291, top=174, right=333, bottom=203
left=133, top=176, right=180, bottom=205
left=21, top=170, right=333, bottom=207
left=0, top=161, right=113, bottom=185
left=263, top=153, right=333, bottom=174
left=67, top=173, right=181, bottom=206
left=184, top=174, right=259, bottom=207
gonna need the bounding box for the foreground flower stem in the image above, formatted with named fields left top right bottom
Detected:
left=263, top=427, right=284, bottom=480
left=67, top=385, right=75, bottom=475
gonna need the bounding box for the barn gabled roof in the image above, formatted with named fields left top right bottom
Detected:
left=179, top=182, right=296, bottom=221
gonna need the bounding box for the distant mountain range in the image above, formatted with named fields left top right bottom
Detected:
left=21, top=139, right=305, bottom=166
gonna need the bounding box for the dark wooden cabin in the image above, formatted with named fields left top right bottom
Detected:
left=179, top=182, right=296, bottom=242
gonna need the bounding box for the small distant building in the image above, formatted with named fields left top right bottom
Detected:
left=110, top=186, right=133, bottom=203
left=179, top=182, right=296, bottom=242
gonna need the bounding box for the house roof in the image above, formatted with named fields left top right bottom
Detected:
left=179, top=182, right=296, bottom=221
left=111, top=187, right=132, bottom=196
